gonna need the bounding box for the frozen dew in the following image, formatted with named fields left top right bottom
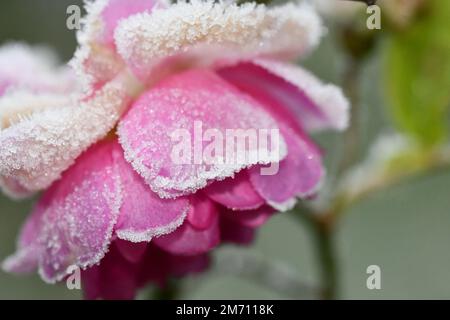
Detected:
left=0, top=71, right=137, bottom=193
left=114, top=1, right=324, bottom=81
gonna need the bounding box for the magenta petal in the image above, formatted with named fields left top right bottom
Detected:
left=100, top=0, right=161, bottom=45
left=1, top=191, right=48, bottom=273
left=39, top=141, right=122, bottom=283
left=1, top=246, right=40, bottom=274
left=187, top=194, right=217, bottom=231
left=82, top=265, right=102, bottom=300
left=3, top=141, right=121, bottom=283
left=137, top=244, right=209, bottom=289
left=97, top=250, right=137, bottom=300
left=249, top=126, right=324, bottom=211
left=115, top=239, right=148, bottom=264
left=222, top=205, right=275, bottom=228
left=218, top=59, right=349, bottom=134
left=113, top=141, right=190, bottom=242
left=83, top=243, right=137, bottom=300
left=137, top=245, right=170, bottom=288
left=204, top=170, right=264, bottom=211
left=74, top=0, right=164, bottom=91
left=118, top=69, right=285, bottom=198
left=219, top=214, right=256, bottom=246
left=153, top=206, right=220, bottom=256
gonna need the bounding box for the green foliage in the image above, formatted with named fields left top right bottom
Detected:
left=384, top=0, right=450, bottom=146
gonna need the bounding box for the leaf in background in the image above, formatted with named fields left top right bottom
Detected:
left=384, top=0, right=450, bottom=146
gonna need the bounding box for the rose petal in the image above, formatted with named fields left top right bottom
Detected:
left=203, top=170, right=264, bottom=211
left=72, top=0, right=164, bottom=91
left=153, top=203, right=220, bottom=256
left=115, top=1, right=323, bottom=82
left=113, top=141, right=190, bottom=243
left=0, top=72, right=135, bottom=194
left=101, top=0, right=163, bottom=45
left=118, top=69, right=286, bottom=199
left=0, top=43, right=75, bottom=94
left=115, top=239, right=148, bottom=264
left=82, top=243, right=138, bottom=300
left=0, top=176, right=32, bottom=200
left=222, top=205, right=275, bottom=228
left=219, top=214, right=256, bottom=246
left=81, top=264, right=102, bottom=300
left=186, top=194, right=217, bottom=231
left=137, top=244, right=209, bottom=288
left=0, top=91, right=71, bottom=130
left=3, top=141, right=122, bottom=283
left=249, top=126, right=324, bottom=212
left=136, top=244, right=169, bottom=287
left=218, top=59, right=350, bottom=133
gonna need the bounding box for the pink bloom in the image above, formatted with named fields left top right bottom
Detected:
left=1, top=0, right=349, bottom=299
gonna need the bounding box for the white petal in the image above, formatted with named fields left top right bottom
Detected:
left=0, top=42, right=75, bottom=94
left=70, top=0, right=167, bottom=93
left=114, top=0, right=324, bottom=82
left=71, top=0, right=123, bottom=93
left=0, top=71, right=140, bottom=194
left=0, top=90, right=71, bottom=130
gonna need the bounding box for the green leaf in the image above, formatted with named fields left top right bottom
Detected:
left=384, top=0, right=450, bottom=146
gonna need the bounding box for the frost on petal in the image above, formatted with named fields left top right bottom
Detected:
left=218, top=59, right=350, bottom=133
left=153, top=205, right=220, bottom=256
left=0, top=72, right=134, bottom=194
left=0, top=176, right=33, bottom=200
left=203, top=170, right=264, bottom=211
left=153, top=192, right=220, bottom=256
left=71, top=0, right=164, bottom=92
left=118, top=69, right=286, bottom=198
left=2, top=246, right=40, bottom=274
left=0, top=94, right=74, bottom=200
left=113, top=141, right=190, bottom=243
left=114, top=0, right=323, bottom=82
left=0, top=91, right=70, bottom=130
left=0, top=43, right=75, bottom=94
left=2, top=141, right=122, bottom=283
left=101, top=0, right=165, bottom=45
left=249, top=126, right=324, bottom=212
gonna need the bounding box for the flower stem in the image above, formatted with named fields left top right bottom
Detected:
left=295, top=208, right=338, bottom=300
left=315, top=220, right=338, bottom=299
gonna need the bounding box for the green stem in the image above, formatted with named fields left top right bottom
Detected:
left=295, top=209, right=339, bottom=299
left=313, top=219, right=338, bottom=300
left=294, top=55, right=363, bottom=300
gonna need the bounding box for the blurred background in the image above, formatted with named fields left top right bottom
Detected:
left=0, top=0, right=450, bottom=299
